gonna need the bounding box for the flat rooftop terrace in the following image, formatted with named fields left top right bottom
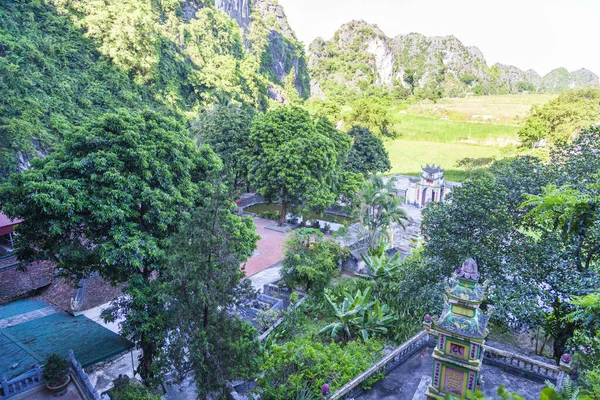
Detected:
left=0, top=299, right=131, bottom=379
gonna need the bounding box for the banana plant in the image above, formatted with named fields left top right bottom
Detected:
left=361, top=251, right=401, bottom=297
left=319, top=287, right=375, bottom=342
left=319, top=287, right=397, bottom=342
left=356, top=299, right=396, bottom=341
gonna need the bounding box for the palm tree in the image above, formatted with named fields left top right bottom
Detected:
left=355, top=175, right=408, bottom=252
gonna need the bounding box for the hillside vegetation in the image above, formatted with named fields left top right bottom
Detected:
left=0, top=0, right=308, bottom=179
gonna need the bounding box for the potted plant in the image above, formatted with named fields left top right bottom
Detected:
left=43, top=353, right=70, bottom=396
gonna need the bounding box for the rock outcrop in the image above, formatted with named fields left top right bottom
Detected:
left=308, top=20, right=599, bottom=99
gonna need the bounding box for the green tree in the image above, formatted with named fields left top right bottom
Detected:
left=344, top=126, right=391, bottom=177
left=403, top=67, right=418, bottom=95
left=0, top=110, right=222, bottom=383
left=247, top=106, right=348, bottom=225
left=422, top=154, right=599, bottom=360
left=519, top=89, right=600, bottom=146
left=156, top=198, right=261, bottom=397
left=192, top=104, right=255, bottom=192
left=281, top=228, right=345, bottom=294
left=344, top=98, right=394, bottom=136
left=355, top=176, right=408, bottom=252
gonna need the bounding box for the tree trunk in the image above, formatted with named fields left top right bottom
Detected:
left=279, top=199, right=287, bottom=226
left=139, top=334, right=156, bottom=385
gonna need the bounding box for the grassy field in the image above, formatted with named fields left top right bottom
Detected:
left=407, top=94, right=558, bottom=125
left=394, top=115, right=520, bottom=145
left=385, top=140, right=512, bottom=181
left=383, top=94, right=556, bottom=181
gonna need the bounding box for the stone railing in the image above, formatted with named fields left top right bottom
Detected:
left=483, top=345, right=564, bottom=384
left=263, top=281, right=292, bottom=298
left=0, top=366, right=44, bottom=399
left=328, top=330, right=566, bottom=400
left=329, top=330, right=433, bottom=400
left=69, top=350, right=101, bottom=400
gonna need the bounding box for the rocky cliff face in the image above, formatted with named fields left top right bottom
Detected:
left=308, top=20, right=599, bottom=99
left=214, top=0, right=251, bottom=32
left=215, top=0, right=309, bottom=100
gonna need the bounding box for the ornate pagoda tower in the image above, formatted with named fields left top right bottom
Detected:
left=423, top=259, right=494, bottom=399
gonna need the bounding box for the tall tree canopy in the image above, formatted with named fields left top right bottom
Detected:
left=247, top=106, right=350, bottom=225
left=0, top=110, right=223, bottom=382
left=192, top=104, right=255, bottom=192
left=344, top=126, right=391, bottom=177
left=154, top=193, right=261, bottom=397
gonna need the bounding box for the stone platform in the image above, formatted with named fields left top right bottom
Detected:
left=356, top=346, right=546, bottom=400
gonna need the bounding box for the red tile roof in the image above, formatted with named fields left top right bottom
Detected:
left=0, top=212, right=22, bottom=228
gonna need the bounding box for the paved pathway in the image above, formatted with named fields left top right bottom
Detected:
left=243, top=217, right=290, bottom=277
left=246, top=262, right=282, bottom=292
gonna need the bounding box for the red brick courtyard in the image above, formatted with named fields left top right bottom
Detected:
left=243, top=217, right=290, bottom=277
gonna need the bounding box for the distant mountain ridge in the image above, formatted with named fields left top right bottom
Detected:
left=308, top=20, right=599, bottom=99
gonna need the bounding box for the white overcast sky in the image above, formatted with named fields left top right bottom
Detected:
left=277, top=0, right=599, bottom=76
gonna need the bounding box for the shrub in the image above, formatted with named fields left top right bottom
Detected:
left=280, top=228, right=345, bottom=294
left=259, top=210, right=281, bottom=221
left=111, top=377, right=162, bottom=400
left=43, top=354, right=70, bottom=386
left=256, top=337, right=384, bottom=399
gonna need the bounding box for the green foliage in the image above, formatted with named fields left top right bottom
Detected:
left=422, top=151, right=600, bottom=360
left=259, top=210, right=281, bottom=221
left=193, top=104, right=256, bottom=192
left=519, top=89, right=600, bottom=146
left=344, top=126, right=391, bottom=177
left=256, top=337, right=383, bottom=400
left=0, top=1, right=169, bottom=179
left=580, top=368, right=600, bottom=399
left=344, top=98, right=394, bottom=136
left=248, top=106, right=350, bottom=225
left=0, top=0, right=311, bottom=178
left=354, top=176, right=408, bottom=251
left=0, top=110, right=222, bottom=383
left=568, top=293, right=600, bottom=391
left=42, top=353, right=70, bottom=386
left=319, top=286, right=396, bottom=342
left=281, top=228, right=346, bottom=294
left=111, top=379, right=162, bottom=400
left=361, top=252, right=401, bottom=297
left=151, top=189, right=259, bottom=395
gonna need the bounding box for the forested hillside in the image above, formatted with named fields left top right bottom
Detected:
left=0, top=0, right=308, bottom=179
left=308, top=20, right=600, bottom=102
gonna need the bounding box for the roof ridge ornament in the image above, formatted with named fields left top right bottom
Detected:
left=456, top=258, right=479, bottom=282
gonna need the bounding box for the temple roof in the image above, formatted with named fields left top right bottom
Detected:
left=435, top=302, right=491, bottom=339
left=422, top=164, right=444, bottom=174
left=0, top=212, right=22, bottom=228
left=446, top=280, right=485, bottom=304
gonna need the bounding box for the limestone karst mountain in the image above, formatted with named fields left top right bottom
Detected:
left=308, top=20, right=599, bottom=99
